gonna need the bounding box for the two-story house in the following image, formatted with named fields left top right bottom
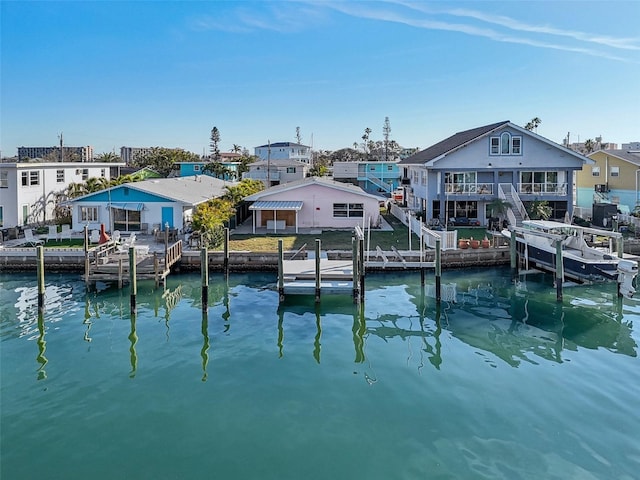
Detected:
left=332, top=160, right=402, bottom=196
left=254, top=142, right=311, bottom=164
left=242, top=160, right=309, bottom=188
left=398, top=121, right=591, bottom=227
left=0, top=161, right=124, bottom=230
left=575, top=149, right=640, bottom=215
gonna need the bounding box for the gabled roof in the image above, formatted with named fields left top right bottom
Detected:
left=255, top=142, right=310, bottom=149
left=399, top=121, right=509, bottom=165
left=399, top=120, right=589, bottom=166
left=589, top=149, right=640, bottom=166
left=71, top=175, right=235, bottom=205
left=244, top=176, right=384, bottom=202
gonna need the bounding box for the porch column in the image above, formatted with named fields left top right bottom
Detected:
left=252, top=210, right=256, bottom=234
left=295, top=210, right=299, bottom=234
left=273, top=209, right=277, bottom=233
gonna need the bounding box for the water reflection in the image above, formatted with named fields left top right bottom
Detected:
left=36, top=311, right=47, bottom=380
left=201, top=310, right=210, bottom=382
left=128, top=315, right=137, bottom=378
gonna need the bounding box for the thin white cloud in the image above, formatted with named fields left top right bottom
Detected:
left=324, top=0, right=638, bottom=62
left=394, top=1, right=640, bottom=51
left=189, top=0, right=639, bottom=63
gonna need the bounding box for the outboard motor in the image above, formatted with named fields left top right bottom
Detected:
left=617, top=259, right=638, bottom=298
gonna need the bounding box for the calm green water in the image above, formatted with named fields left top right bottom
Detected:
left=1, top=268, right=639, bottom=480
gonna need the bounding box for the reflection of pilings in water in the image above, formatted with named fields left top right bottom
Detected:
left=201, top=310, right=209, bottom=382
left=277, top=309, right=284, bottom=358
left=352, top=305, right=365, bottom=363
left=83, top=295, right=93, bottom=343
left=313, top=306, right=322, bottom=364
left=36, top=311, right=47, bottom=380
left=128, top=315, right=138, bottom=378
left=222, top=278, right=230, bottom=323
left=425, top=283, right=457, bottom=303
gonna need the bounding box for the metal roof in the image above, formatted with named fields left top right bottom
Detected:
left=249, top=201, right=304, bottom=211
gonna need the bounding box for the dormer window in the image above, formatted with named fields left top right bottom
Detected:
left=490, top=132, right=522, bottom=156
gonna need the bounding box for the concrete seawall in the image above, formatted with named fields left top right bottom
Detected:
left=0, top=247, right=512, bottom=273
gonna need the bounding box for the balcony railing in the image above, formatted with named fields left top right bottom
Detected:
left=444, top=184, right=493, bottom=195
left=517, top=183, right=567, bottom=195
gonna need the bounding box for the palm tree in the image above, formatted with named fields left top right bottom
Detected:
left=584, top=139, right=595, bottom=153
left=95, top=152, right=121, bottom=162
left=230, top=144, right=242, bottom=154
left=524, top=117, right=542, bottom=132
left=487, top=198, right=512, bottom=230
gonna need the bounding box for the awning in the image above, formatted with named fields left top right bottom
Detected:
left=108, top=202, right=144, bottom=211
left=249, top=201, right=303, bottom=211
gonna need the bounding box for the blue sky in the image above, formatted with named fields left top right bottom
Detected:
left=1, top=0, right=639, bottom=157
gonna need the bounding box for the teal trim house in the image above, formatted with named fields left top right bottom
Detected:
left=332, top=160, right=401, bottom=196
left=68, top=175, right=234, bottom=233
left=174, top=161, right=240, bottom=181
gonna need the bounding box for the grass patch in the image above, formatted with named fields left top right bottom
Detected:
left=226, top=214, right=416, bottom=252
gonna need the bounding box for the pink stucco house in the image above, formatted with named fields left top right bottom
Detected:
left=244, top=177, right=383, bottom=233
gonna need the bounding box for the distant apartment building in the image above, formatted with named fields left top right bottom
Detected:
left=254, top=142, right=311, bottom=164
left=18, top=146, right=94, bottom=162
left=621, top=142, right=640, bottom=150
left=120, top=147, right=155, bottom=165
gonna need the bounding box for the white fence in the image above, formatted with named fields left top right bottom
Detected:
left=389, top=204, right=458, bottom=250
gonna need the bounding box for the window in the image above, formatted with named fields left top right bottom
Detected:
left=0, top=206, right=3, bottom=227
left=101, top=169, right=106, bottom=177
left=286, top=167, right=296, bottom=173
left=501, top=133, right=510, bottom=154
left=445, top=171, right=477, bottom=193
left=57, top=169, right=65, bottom=183
left=80, top=206, right=98, bottom=222
left=512, top=137, right=521, bottom=154
left=387, top=165, right=393, bottom=171
left=333, top=203, right=364, bottom=218
left=519, top=171, right=565, bottom=194
left=22, top=205, right=29, bottom=225
left=592, top=166, right=600, bottom=177
left=194, top=165, right=201, bottom=172
left=21, top=171, right=40, bottom=186
left=82, top=169, right=89, bottom=180
left=490, top=133, right=522, bottom=155
left=490, top=137, right=500, bottom=155
left=610, top=166, right=620, bottom=177
left=0, top=171, right=7, bottom=188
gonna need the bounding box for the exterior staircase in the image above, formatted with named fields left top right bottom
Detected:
left=498, top=183, right=529, bottom=228
left=366, top=174, right=394, bottom=194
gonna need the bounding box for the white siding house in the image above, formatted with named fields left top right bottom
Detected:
left=242, top=160, right=309, bottom=188
left=0, top=161, right=124, bottom=229
left=254, top=142, right=312, bottom=164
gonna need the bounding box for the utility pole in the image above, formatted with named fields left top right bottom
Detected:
left=267, top=140, right=271, bottom=186
left=58, top=132, right=64, bottom=162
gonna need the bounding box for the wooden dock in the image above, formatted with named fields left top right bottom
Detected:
left=82, top=240, right=183, bottom=286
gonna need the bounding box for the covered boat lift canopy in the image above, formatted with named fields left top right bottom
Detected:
left=249, top=200, right=303, bottom=233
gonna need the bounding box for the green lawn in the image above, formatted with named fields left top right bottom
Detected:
left=224, top=215, right=491, bottom=252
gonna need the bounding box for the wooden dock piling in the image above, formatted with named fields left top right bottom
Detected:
left=129, top=246, right=137, bottom=315
left=435, top=237, right=442, bottom=303
left=315, top=239, right=321, bottom=303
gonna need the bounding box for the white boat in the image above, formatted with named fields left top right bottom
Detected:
left=505, top=220, right=637, bottom=298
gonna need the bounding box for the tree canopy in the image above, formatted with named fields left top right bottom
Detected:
left=132, top=147, right=200, bottom=177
